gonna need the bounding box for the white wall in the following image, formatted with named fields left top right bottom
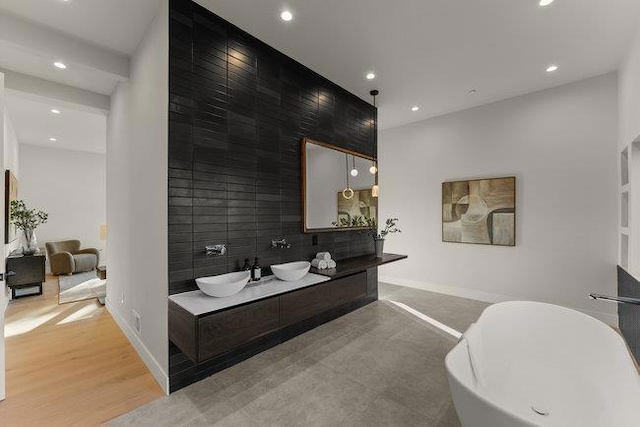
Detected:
left=1, top=73, right=20, bottom=401
left=19, top=144, right=106, bottom=267
left=4, top=111, right=18, bottom=185
left=2, top=79, right=19, bottom=400
left=379, top=73, right=619, bottom=325
left=4, top=100, right=20, bottom=257
left=106, top=0, right=168, bottom=393
left=620, top=23, right=640, bottom=149
left=0, top=72, right=6, bottom=402
left=619, top=21, right=640, bottom=276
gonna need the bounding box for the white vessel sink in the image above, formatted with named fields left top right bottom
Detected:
left=196, top=271, right=251, bottom=297
left=271, top=261, right=311, bottom=282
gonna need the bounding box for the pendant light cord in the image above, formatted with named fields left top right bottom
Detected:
left=345, top=153, right=350, bottom=188
left=370, top=90, right=379, bottom=198
left=371, top=89, right=378, bottom=107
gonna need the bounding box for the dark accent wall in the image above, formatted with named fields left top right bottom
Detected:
left=168, top=0, right=377, bottom=296
left=168, top=0, right=377, bottom=387
left=618, top=266, right=640, bottom=362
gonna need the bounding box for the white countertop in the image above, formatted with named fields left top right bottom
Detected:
left=169, top=273, right=331, bottom=316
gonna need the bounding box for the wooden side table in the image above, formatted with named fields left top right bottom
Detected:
left=97, top=265, right=107, bottom=280
left=6, top=253, right=46, bottom=299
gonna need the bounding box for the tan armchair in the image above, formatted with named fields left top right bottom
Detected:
left=45, top=240, right=100, bottom=275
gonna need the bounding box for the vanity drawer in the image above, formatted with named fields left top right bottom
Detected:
left=279, top=272, right=367, bottom=326
left=198, top=297, right=280, bottom=361
left=328, top=272, right=367, bottom=307
left=280, top=281, right=332, bottom=326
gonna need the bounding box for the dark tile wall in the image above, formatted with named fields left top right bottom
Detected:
left=169, top=0, right=377, bottom=293
left=618, top=266, right=640, bottom=362
left=167, top=0, right=377, bottom=297
left=168, top=0, right=378, bottom=388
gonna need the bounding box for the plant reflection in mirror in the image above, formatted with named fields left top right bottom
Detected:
left=332, top=215, right=376, bottom=228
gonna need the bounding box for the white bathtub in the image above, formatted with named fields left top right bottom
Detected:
left=445, top=301, right=640, bottom=427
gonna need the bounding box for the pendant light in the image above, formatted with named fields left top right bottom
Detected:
left=370, top=90, right=379, bottom=198
left=342, top=153, right=354, bottom=199
left=350, top=155, right=359, bottom=177
left=372, top=170, right=379, bottom=198
left=371, top=160, right=379, bottom=198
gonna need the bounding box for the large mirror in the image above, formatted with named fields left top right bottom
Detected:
left=303, top=138, right=378, bottom=232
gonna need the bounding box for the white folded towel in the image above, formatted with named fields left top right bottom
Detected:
left=311, top=259, right=328, bottom=269
left=316, top=252, right=331, bottom=261
left=327, top=259, right=336, bottom=269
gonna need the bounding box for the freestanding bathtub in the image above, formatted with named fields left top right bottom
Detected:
left=445, top=301, right=640, bottom=427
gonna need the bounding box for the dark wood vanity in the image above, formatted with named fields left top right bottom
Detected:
left=168, top=253, right=406, bottom=391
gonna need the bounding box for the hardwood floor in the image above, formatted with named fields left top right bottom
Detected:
left=0, top=275, right=163, bottom=426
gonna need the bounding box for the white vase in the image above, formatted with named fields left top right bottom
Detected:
left=21, top=228, right=38, bottom=255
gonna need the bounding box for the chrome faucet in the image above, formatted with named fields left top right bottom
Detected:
left=589, top=293, right=640, bottom=306
left=271, top=238, right=291, bottom=249
left=205, top=244, right=227, bottom=256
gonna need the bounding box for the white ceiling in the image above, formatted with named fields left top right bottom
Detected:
left=0, top=0, right=161, bottom=55
left=196, top=0, right=640, bottom=129
left=0, top=0, right=139, bottom=153
left=1, top=0, right=639, bottom=141
left=0, top=43, right=118, bottom=95
left=5, top=95, right=106, bottom=154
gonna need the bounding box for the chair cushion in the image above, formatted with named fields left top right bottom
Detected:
left=73, top=254, right=98, bottom=273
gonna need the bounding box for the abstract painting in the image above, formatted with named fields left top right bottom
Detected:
left=442, top=177, right=515, bottom=246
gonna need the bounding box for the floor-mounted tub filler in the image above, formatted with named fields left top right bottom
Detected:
left=446, top=301, right=640, bottom=427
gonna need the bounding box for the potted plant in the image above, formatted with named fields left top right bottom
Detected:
left=368, top=217, right=401, bottom=258
left=10, top=200, right=48, bottom=255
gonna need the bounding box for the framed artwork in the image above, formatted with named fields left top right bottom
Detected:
left=5, top=170, right=18, bottom=244
left=442, top=176, right=516, bottom=246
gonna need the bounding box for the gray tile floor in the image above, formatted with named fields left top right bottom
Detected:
left=111, top=284, right=489, bottom=427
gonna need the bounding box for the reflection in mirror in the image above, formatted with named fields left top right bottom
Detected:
left=303, top=139, right=378, bottom=232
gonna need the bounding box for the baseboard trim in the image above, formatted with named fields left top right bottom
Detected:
left=380, top=275, right=619, bottom=327
left=106, top=297, right=169, bottom=395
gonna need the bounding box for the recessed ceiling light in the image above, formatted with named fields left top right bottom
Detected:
left=49, top=137, right=57, bottom=142
left=50, top=109, right=61, bottom=114
left=539, top=0, right=554, bottom=6
left=411, top=106, right=420, bottom=112
left=53, top=61, right=67, bottom=69
left=546, top=64, right=559, bottom=73
left=280, top=11, right=293, bottom=21
left=468, top=89, right=478, bottom=94
left=366, top=72, right=376, bottom=80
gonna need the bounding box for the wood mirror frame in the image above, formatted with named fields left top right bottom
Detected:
left=301, top=137, right=377, bottom=233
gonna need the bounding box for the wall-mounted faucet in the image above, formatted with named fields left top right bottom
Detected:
left=271, top=238, right=291, bottom=249
left=205, top=244, right=227, bottom=256
left=589, top=293, right=640, bottom=306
